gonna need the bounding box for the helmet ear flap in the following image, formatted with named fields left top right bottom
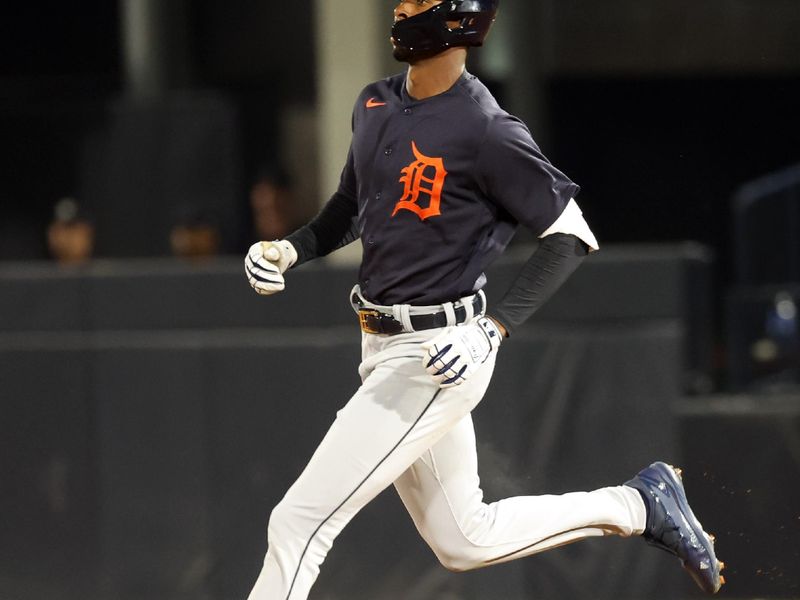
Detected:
left=452, top=11, right=496, bottom=45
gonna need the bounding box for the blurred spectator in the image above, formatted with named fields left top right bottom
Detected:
left=249, top=165, right=302, bottom=241
left=169, top=206, right=221, bottom=262
left=46, top=197, right=95, bottom=265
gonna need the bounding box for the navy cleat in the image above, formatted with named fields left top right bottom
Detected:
left=625, top=462, right=725, bottom=594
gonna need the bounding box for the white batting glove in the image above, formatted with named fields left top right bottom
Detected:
left=421, top=317, right=502, bottom=388
left=244, top=240, right=298, bottom=296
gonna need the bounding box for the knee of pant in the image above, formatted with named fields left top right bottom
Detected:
left=266, top=498, right=297, bottom=542
left=433, top=545, right=483, bottom=573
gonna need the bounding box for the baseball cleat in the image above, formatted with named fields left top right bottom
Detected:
left=625, top=462, right=724, bottom=594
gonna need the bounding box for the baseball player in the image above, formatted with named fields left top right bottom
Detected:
left=244, top=1, right=725, bottom=598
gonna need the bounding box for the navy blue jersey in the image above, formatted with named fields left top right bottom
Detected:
left=333, top=71, right=578, bottom=306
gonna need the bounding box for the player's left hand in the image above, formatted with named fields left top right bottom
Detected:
left=421, top=317, right=503, bottom=388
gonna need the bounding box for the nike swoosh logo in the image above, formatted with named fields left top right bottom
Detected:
left=366, top=97, right=387, bottom=108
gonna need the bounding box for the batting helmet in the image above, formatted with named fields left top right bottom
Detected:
left=391, top=0, right=499, bottom=62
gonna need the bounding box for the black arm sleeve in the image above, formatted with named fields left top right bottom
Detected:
left=285, top=191, right=359, bottom=267
left=490, top=233, right=589, bottom=336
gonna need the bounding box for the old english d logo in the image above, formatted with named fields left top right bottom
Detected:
left=392, top=141, right=448, bottom=221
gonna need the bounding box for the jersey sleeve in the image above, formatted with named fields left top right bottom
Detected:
left=475, top=115, right=579, bottom=236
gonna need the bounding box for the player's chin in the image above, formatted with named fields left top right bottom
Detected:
left=392, top=44, right=445, bottom=64
left=392, top=44, right=414, bottom=63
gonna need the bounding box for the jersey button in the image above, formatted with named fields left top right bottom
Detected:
left=403, top=108, right=412, bottom=115
left=375, top=192, right=381, bottom=199
left=384, top=147, right=393, bottom=155
left=367, top=237, right=375, bottom=245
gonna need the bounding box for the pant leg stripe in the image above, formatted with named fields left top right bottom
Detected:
left=285, top=388, right=442, bottom=599
left=480, top=523, right=621, bottom=565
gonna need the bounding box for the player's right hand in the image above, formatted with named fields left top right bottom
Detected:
left=421, top=316, right=502, bottom=388
left=244, top=240, right=298, bottom=295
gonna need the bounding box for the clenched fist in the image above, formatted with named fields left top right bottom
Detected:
left=244, top=240, right=298, bottom=295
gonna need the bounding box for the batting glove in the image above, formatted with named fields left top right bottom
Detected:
left=244, top=240, right=298, bottom=295
left=421, top=317, right=502, bottom=388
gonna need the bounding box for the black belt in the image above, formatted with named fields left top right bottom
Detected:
left=353, top=293, right=484, bottom=335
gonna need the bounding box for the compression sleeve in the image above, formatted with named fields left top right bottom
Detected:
left=285, top=190, right=359, bottom=267
left=489, top=233, right=589, bottom=336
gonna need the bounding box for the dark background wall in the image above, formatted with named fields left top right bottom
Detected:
left=549, top=76, right=800, bottom=286
left=0, top=252, right=797, bottom=599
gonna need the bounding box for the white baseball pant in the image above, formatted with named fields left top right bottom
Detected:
left=247, top=322, right=646, bottom=600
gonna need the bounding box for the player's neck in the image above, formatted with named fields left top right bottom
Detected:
left=405, top=48, right=467, bottom=100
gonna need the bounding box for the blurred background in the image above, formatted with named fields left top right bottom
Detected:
left=0, top=1, right=798, bottom=599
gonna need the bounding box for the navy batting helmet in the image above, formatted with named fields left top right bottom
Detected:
left=392, top=0, right=499, bottom=62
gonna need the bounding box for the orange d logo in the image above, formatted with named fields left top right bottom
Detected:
left=392, top=141, right=448, bottom=221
